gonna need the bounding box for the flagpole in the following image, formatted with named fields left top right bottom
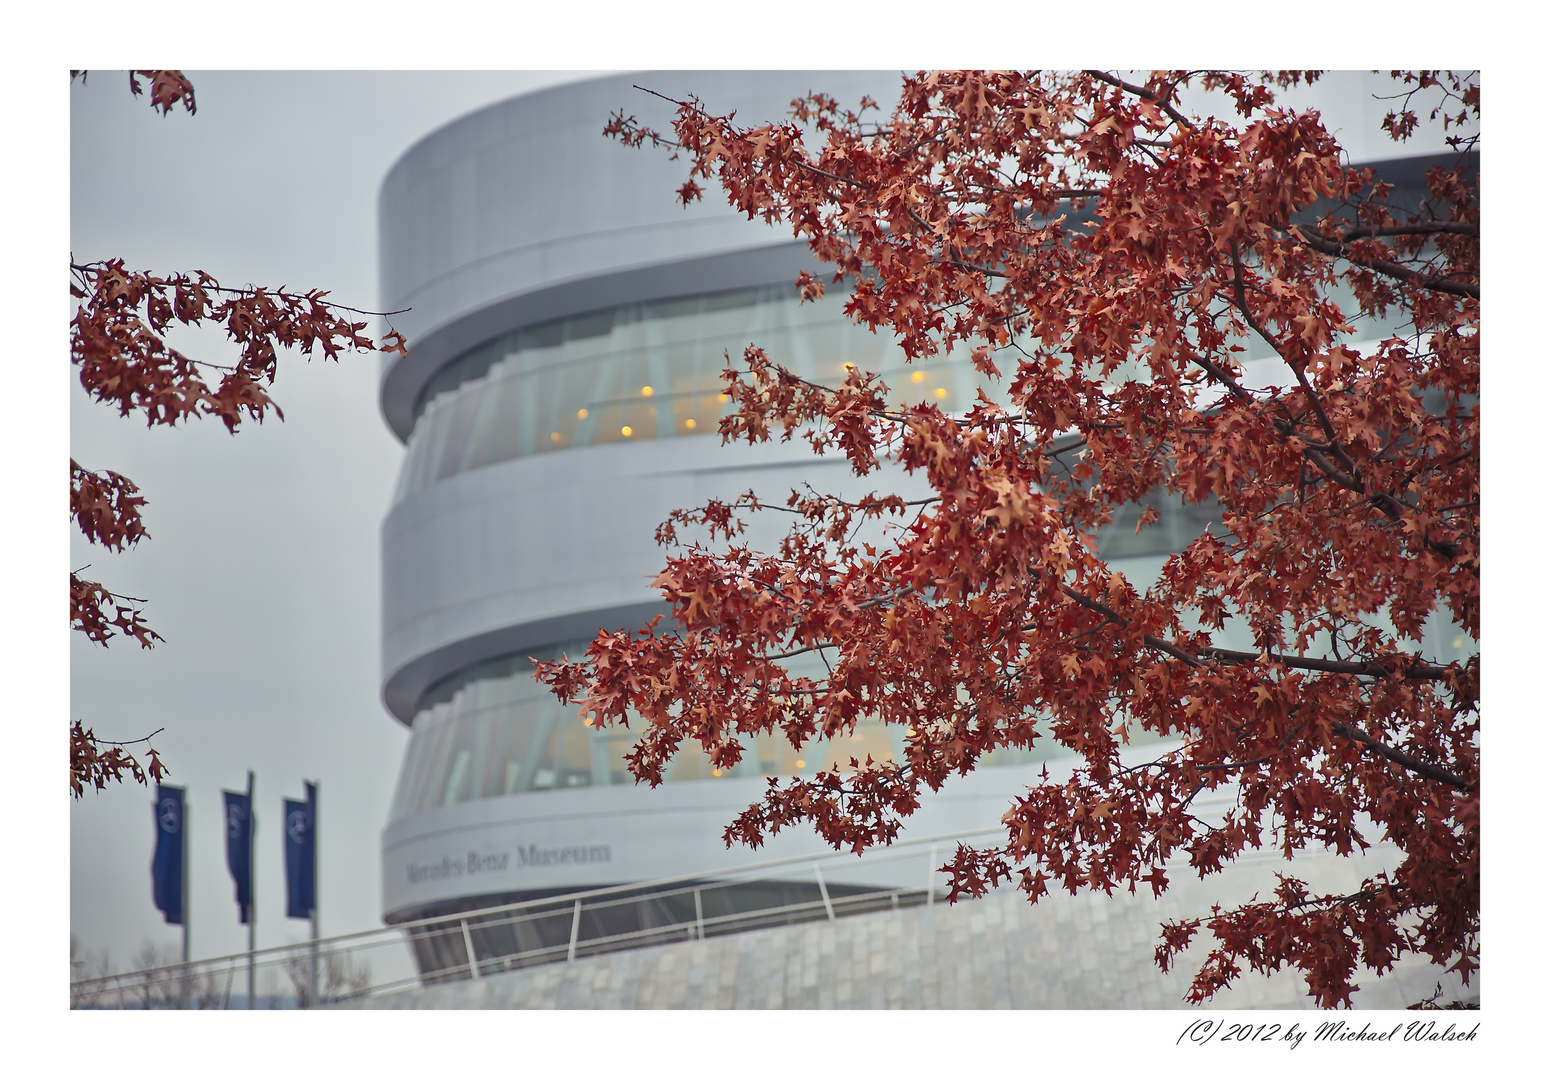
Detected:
left=309, top=781, right=319, bottom=1007
left=246, top=769, right=255, bottom=1010
left=180, top=791, right=190, bottom=1010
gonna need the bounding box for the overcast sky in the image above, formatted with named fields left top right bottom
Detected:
left=66, top=70, right=619, bottom=969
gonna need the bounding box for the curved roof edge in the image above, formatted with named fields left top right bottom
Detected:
left=382, top=599, right=669, bottom=725
left=379, top=238, right=821, bottom=443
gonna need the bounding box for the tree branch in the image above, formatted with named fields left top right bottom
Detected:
left=1336, top=222, right=1477, bottom=242
left=1082, top=70, right=1196, bottom=130
left=1329, top=722, right=1475, bottom=792
left=1286, top=227, right=1480, bottom=300
left=1197, top=646, right=1451, bottom=680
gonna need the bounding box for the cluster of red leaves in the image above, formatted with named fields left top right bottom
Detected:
left=71, top=70, right=198, bottom=117
left=69, top=461, right=159, bottom=647
left=1379, top=71, right=1480, bottom=146
left=69, top=71, right=408, bottom=798
left=71, top=259, right=402, bottom=433
left=70, top=720, right=166, bottom=799
left=548, top=70, right=1478, bottom=1007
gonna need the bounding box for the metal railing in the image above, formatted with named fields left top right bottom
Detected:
left=70, top=826, right=1003, bottom=1009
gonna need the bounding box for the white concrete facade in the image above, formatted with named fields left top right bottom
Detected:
left=377, top=71, right=926, bottom=924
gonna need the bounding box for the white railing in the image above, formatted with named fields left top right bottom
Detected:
left=70, top=826, right=1005, bottom=1009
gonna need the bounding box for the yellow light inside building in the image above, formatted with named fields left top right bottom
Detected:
left=550, top=431, right=561, bottom=442
left=843, top=362, right=855, bottom=371
left=795, top=759, right=805, bottom=768
left=718, top=393, right=729, bottom=403
left=935, top=387, right=947, bottom=399
left=712, top=768, right=723, bottom=777
left=685, top=418, right=697, bottom=430
left=577, top=408, right=588, bottom=419
left=911, top=370, right=925, bottom=383
left=583, top=718, right=593, bottom=727
left=621, top=426, right=633, bottom=437
left=641, top=385, right=654, bottom=397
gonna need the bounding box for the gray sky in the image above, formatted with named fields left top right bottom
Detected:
left=67, top=70, right=606, bottom=970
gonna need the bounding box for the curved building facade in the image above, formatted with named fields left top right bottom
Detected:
left=375, top=72, right=1073, bottom=930
left=376, top=72, right=1473, bottom=941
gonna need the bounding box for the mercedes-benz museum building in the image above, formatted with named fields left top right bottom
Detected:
left=374, top=72, right=1472, bottom=976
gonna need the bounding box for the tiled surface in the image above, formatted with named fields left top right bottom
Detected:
left=348, top=850, right=1473, bottom=1010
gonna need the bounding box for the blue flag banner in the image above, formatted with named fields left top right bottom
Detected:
left=223, top=789, right=253, bottom=924
left=151, top=785, right=184, bottom=925
left=284, top=782, right=316, bottom=919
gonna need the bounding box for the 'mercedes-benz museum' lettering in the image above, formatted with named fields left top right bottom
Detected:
left=517, top=843, right=612, bottom=868
left=407, top=844, right=611, bottom=885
